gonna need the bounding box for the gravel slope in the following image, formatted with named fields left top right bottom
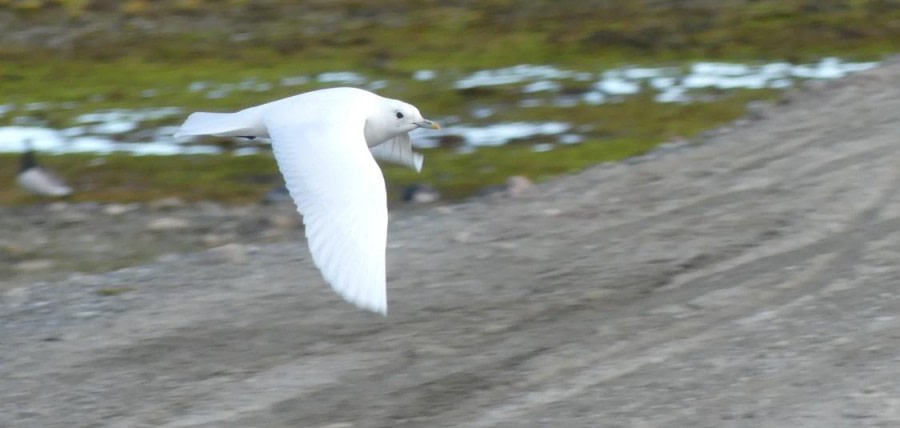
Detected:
left=2, top=59, right=900, bottom=428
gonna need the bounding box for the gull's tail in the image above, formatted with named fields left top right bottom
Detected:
left=174, top=107, right=267, bottom=139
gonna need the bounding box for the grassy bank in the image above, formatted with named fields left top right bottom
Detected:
left=0, top=0, right=896, bottom=204
left=0, top=86, right=777, bottom=204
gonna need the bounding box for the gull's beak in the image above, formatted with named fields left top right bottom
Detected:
left=416, top=120, right=441, bottom=130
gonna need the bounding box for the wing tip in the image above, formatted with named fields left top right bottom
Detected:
left=414, top=153, right=424, bottom=173
left=325, top=275, right=388, bottom=315
left=355, top=295, right=388, bottom=316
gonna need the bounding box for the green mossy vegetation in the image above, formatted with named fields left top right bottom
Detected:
left=0, top=0, right=896, bottom=204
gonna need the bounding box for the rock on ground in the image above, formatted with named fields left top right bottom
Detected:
left=3, top=60, right=900, bottom=427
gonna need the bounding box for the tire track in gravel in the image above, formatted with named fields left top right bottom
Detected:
left=456, top=217, right=900, bottom=428
left=600, top=135, right=897, bottom=242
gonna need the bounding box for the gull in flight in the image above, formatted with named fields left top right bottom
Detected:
left=176, top=87, right=440, bottom=314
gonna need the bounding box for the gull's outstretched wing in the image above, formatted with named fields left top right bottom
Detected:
left=266, top=116, right=389, bottom=314
left=370, top=133, right=423, bottom=172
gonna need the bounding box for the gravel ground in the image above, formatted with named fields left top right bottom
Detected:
left=2, top=59, right=900, bottom=428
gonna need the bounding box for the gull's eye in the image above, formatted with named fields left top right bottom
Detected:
left=396, top=112, right=404, bottom=119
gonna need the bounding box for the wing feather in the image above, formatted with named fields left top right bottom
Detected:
left=266, top=116, right=389, bottom=314
left=369, top=133, right=423, bottom=172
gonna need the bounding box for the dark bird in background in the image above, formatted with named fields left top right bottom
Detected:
left=402, top=183, right=440, bottom=204
left=17, top=144, right=73, bottom=197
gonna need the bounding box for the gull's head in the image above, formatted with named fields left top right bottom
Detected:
left=366, top=98, right=440, bottom=146
left=389, top=100, right=441, bottom=133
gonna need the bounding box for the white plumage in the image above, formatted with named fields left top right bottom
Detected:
left=176, top=87, right=440, bottom=314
